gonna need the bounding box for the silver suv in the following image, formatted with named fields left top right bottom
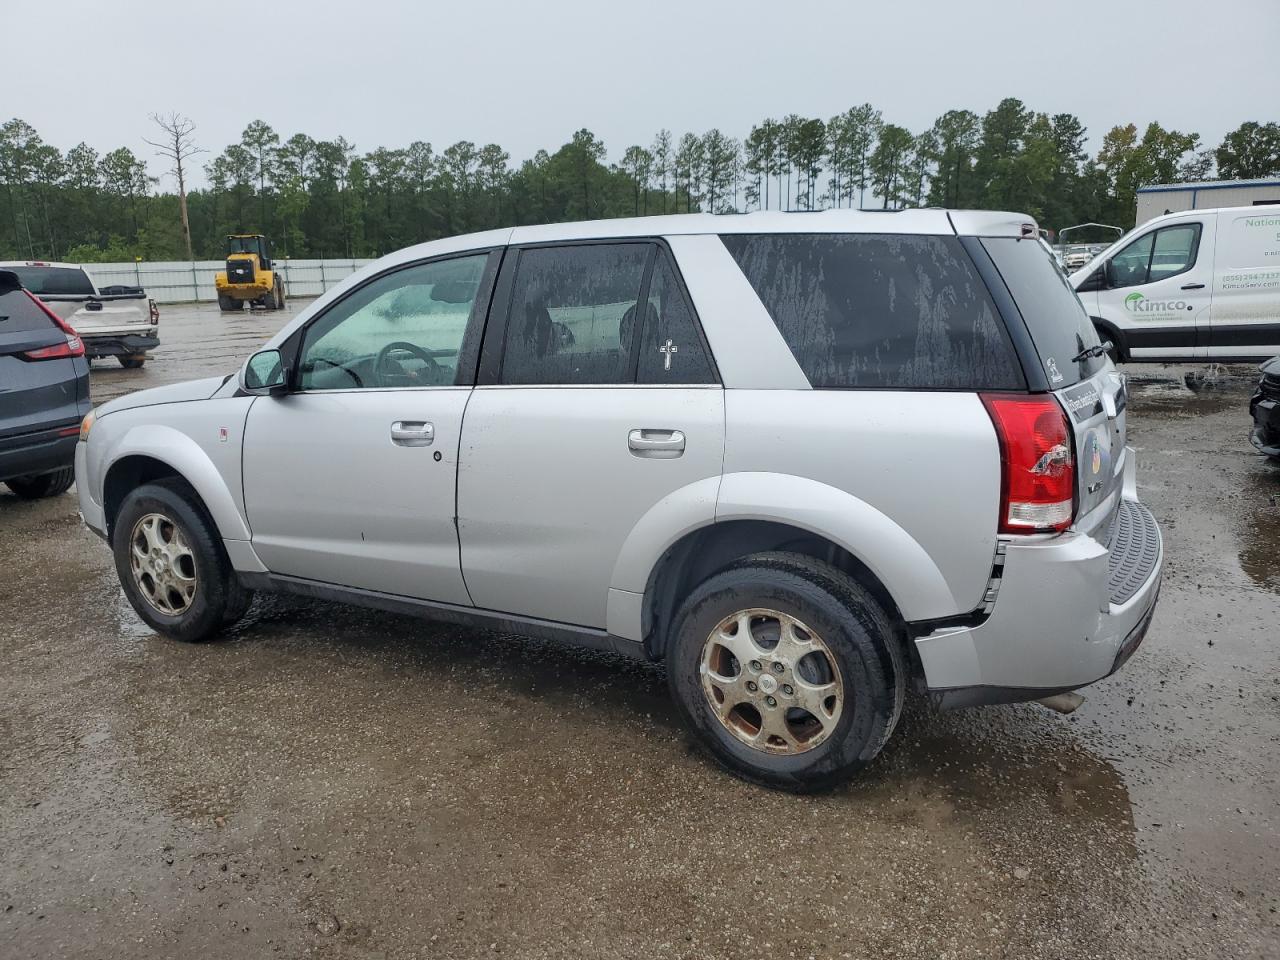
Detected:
left=75, top=211, right=1163, bottom=790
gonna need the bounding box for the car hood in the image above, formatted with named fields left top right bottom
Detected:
left=97, top=375, right=230, bottom=418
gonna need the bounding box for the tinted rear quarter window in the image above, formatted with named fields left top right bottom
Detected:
left=0, top=289, right=58, bottom=333
left=9, top=266, right=95, bottom=296
left=721, top=233, right=1024, bottom=390
left=980, top=237, right=1104, bottom=386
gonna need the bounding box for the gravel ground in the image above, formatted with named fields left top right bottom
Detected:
left=1, top=300, right=1277, bottom=959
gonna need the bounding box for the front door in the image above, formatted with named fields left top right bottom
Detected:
left=457, top=242, right=725, bottom=628
left=1101, top=217, right=1215, bottom=359
left=242, top=250, right=498, bottom=605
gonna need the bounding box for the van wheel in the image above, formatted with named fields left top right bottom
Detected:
left=667, top=552, right=905, bottom=792
left=118, top=354, right=146, bottom=369
left=5, top=467, right=75, bottom=499
left=111, top=480, right=253, bottom=642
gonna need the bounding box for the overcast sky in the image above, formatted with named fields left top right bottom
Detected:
left=9, top=0, right=1279, bottom=185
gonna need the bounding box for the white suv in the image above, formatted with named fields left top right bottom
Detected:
left=75, top=211, right=1163, bottom=790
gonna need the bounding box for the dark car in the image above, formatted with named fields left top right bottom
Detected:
left=0, top=270, right=91, bottom=498
left=1251, top=356, right=1280, bottom=460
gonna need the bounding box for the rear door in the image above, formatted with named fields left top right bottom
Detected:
left=457, top=241, right=724, bottom=628
left=1208, top=208, right=1280, bottom=358
left=980, top=237, right=1126, bottom=538
left=0, top=285, right=84, bottom=440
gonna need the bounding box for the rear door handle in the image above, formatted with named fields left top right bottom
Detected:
left=1180, top=282, right=1205, bottom=290
left=391, top=420, right=434, bottom=446
left=628, top=428, right=685, bottom=458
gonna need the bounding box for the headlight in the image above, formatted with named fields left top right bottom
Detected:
left=79, top=409, right=96, bottom=442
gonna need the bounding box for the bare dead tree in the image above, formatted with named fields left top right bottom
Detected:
left=144, top=112, right=205, bottom=261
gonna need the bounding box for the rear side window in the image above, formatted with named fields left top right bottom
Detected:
left=500, top=244, right=650, bottom=385
left=8, top=266, right=95, bottom=296
left=0, top=289, right=58, bottom=333
left=721, top=233, right=1023, bottom=390
left=981, top=237, right=1105, bottom=386
left=635, top=251, right=716, bottom=384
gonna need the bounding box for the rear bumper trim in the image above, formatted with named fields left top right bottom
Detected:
left=84, top=333, right=159, bottom=357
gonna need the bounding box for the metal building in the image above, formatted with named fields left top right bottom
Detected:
left=1136, top=177, right=1280, bottom=225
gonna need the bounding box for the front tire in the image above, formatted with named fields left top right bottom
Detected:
left=112, top=480, right=253, bottom=642
left=217, top=295, right=242, bottom=312
left=5, top=467, right=74, bottom=499
left=667, top=553, right=905, bottom=792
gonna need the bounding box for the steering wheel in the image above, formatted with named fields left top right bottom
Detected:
left=307, top=355, right=363, bottom=387
left=374, top=341, right=441, bottom=387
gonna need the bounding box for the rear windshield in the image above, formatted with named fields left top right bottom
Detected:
left=0, top=288, right=58, bottom=333
left=980, top=237, right=1104, bottom=386
left=720, top=233, right=1024, bottom=390
left=8, top=265, right=95, bottom=296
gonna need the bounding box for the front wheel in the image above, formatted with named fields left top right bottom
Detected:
left=217, top=295, right=242, bottom=312
left=112, top=480, right=253, bottom=642
left=667, top=553, right=905, bottom=792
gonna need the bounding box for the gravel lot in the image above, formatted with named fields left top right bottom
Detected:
left=1, top=300, right=1277, bottom=959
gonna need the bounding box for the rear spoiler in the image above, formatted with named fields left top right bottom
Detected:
left=0, top=270, right=20, bottom=294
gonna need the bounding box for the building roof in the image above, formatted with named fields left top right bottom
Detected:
left=1137, top=177, right=1280, bottom=194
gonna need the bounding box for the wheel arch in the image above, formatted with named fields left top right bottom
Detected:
left=101, top=425, right=249, bottom=542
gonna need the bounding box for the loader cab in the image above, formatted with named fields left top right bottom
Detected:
left=226, top=234, right=272, bottom=270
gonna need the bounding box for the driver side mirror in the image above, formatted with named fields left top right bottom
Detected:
left=1102, top=260, right=1117, bottom=289
left=241, top=348, right=286, bottom=396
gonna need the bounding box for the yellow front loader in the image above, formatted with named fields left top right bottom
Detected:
left=214, top=234, right=286, bottom=312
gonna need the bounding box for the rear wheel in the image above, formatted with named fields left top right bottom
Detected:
left=118, top=354, right=146, bottom=369
left=5, top=467, right=74, bottom=499
left=218, top=295, right=242, bottom=312
left=112, top=480, right=253, bottom=642
left=667, top=552, right=904, bottom=792
left=274, top=276, right=285, bottom=309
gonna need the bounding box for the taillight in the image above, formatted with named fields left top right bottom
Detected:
left=149, top=298, right=159, bottom=323
left=21, top=291, right=85, bottom=360
left=981, top=394, right=1075, bottom=534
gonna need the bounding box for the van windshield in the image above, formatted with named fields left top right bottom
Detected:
left=981, top=237, right=1105, bottom=387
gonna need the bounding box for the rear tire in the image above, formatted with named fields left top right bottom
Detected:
left=5, top=467, right=75, bottom=499
left=111, top=480, right=252, bottom=642
left=218, top=295, right=242, bottom=312
left=274, top=277, right=285, bottom=309
left=666, top=552, right=905, bottom=792
left=118, top=354, right=146, bottom=369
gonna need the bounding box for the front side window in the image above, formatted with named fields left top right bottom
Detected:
left=635, top=251, right=716, bottom=384
left=298, top=253, right=490, bottom=390
left=721, top=233, right=1023, bottom=390
left=500, top=244, right=650, bottom=385
left=1148, top=224, right=1201, bottom=282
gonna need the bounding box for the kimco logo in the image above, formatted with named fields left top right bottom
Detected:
left=1124, top=292, right=1191, bottom=313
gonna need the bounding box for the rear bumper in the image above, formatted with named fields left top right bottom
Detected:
left=0, top=424, right=79, bottom=484
left=84, top=330, right=160, bottom=358
left=1249, top=391, right=1280, bottom=457
left=916, top=497, right=1163, bottom=709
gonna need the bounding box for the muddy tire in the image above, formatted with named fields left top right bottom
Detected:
left=111, top=479, right=252, bottom=642
left=5, top=467, right=75, bottom=499
left=118, top=354, right=146, bottom=369
left=667, top=552, right=904, bottom=792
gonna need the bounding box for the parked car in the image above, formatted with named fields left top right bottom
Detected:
left=0, top=270, right=91, bottom=498
left=74, top=211, right=1163, bottom=790
left=0, top=261, right=159, bottom=368
left=1251, top=356, right=1280, bottom=458
left=1071, top=204, right=1280, bottom=362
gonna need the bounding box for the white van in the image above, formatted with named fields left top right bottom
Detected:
left=1070, top=204, right=1280, bottom=361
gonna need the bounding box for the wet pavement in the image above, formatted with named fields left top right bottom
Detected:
left=1, top=301, right=1277, bottom=959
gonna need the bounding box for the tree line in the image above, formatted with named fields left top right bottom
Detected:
left=1, top=103, right=1277, bottom=264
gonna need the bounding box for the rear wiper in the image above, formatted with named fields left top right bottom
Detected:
left=1073, top=341, right=1112, bottom=363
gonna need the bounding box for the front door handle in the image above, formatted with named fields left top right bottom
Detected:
left=1180, top=282, right=1205, bottom=290
left=628, top=428, right=685, bottom=458
left=391, top=420, right=434, bottom=447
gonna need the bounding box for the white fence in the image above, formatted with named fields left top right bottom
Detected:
left=83, top=259, right=374, bottom=303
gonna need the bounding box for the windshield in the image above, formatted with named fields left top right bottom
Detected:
left=226, top=237, right=264, bottom=256
left=8, top=265, right=95, bottom=296
left=981, top=237, right=1106, bottom=388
